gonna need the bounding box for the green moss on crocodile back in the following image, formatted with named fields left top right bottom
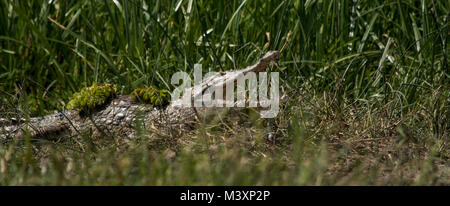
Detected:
left=67, top=83, right=117, bottom=113
left=130, top=86, right=170, bottom=106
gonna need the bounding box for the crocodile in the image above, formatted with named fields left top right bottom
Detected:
left=0, top=51, right=280, bottom=142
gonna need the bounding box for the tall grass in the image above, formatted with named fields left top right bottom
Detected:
left=0, top=0, right=448, bottom=185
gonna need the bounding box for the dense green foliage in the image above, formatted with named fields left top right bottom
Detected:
left=66, top=83, right=116, bottom=113
left=0, top=0, right=448, bottom=185
left=130, top=86, right=170, bottom=106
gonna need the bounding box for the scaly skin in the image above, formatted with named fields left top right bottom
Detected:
left=1, top=51, right=280, bottom=141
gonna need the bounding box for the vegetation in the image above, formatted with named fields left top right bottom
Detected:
left=0, top=0, right=448, bottom=185
left=130, top=86, right=170, bottom=106
left=66, top=83, right=116, bottom=113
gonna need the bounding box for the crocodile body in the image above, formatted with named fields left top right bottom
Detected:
left=1, top=51, right=280, bottom=141
left=1, top=96, right=197, bottom=140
